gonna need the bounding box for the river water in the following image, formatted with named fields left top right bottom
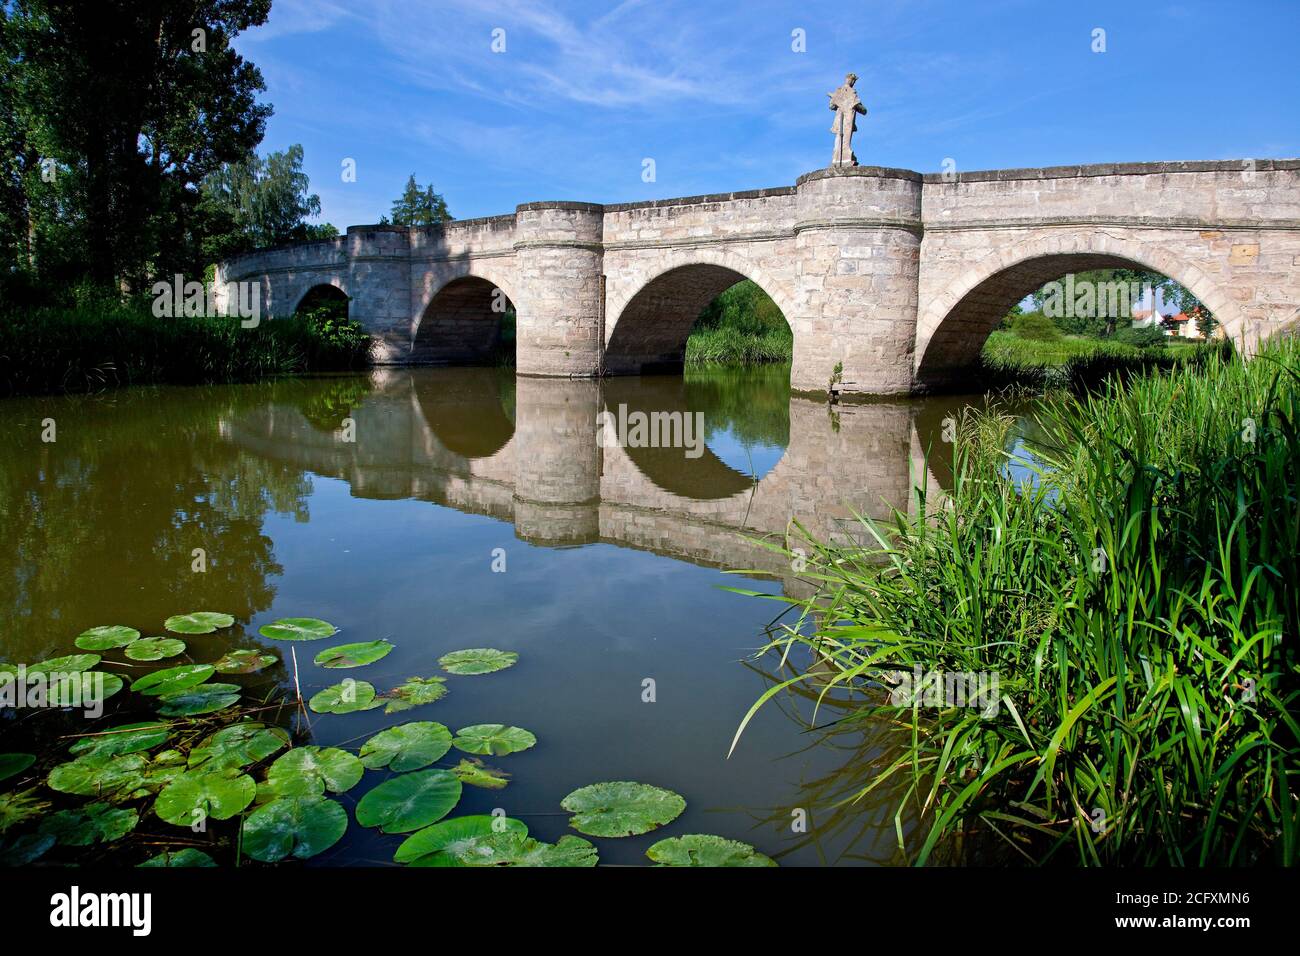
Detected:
left=0, top=366, right=999, bottom=866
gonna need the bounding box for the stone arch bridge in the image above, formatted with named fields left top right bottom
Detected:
left=216, top=159, right=1300, bottom=395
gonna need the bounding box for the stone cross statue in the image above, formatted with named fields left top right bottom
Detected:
left=828, top=73, right=867, bottom=167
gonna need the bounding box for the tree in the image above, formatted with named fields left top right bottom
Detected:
left=386, top=174, right=452, bottom=226
left=200, top=144, right=332, bottom=258
left=4, top=0, right=271, bottom=291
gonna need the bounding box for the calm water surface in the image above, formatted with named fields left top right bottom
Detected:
left=0, top=366, right=1008, bottom=866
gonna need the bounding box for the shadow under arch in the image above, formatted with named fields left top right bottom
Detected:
left=605, top=263, right=792, bottom=375
left=915, top=244, right=1242, bottom=390
left=601, top=375, right=787, bottom=501
left=414, top=275, right=514, bottom=365
left=295, top=282, right=349, bottom=315
left=412, top=367, right=516, bottom=460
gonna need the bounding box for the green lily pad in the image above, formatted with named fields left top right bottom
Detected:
left=451, top=758, right=510, bottom=790
left=0, top=832, right=56, bottom=865
left=69, top=722, right=172, bottom=759
left=382, top=676, right=447, bottom=713
left=264, top=747, right=363, bottom=797
left=47, top=671, right=124, bottom=707
left=438, top=647, right=518, bottom=676
left=188, top=723, right=289, bottom=772
left=0, top=753, right=35, bottom=783
left=138, top=848, right=218, bottom=867
left=0, top=789, right=49, bottom=834
left=308, top=679, right=384, bottom=714
left=241, top=796, right=348, bottom=862
left=30, top=653, right=100, bottom=674
left=39, top=802, right=138, bottom=846
left=212, top=649, right=278, bottom=674
left=124, top=637, right=187, bottom=661
left=131, top=664, right=214, bottom=697
left=48, top=753, right=148, bottom=799
left=155, top=768, right=256, bottom=826
left=646, top=834, right=777, bottom=867
left=561, top=781, right=686, bottom=837
left=394, top=814, right=528, bottom=865
left=359, top=722, right=452, bottom=772
left=258, top=617, right=337, bottom=641
left=164, top=611, right=235, bottom=634
left=452, top=724, right=536, bottom=756
left=455, top=832, right=598, bottom=867
left=74, top=625, right=141, bottom=650
left=355, top=769, right=462, bottom=834
left=156, top=682, right=241, bottom=717
left=313, top=640, right=394, bottom=669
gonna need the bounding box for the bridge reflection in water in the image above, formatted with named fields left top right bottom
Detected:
left=224, top=367, right=957, bottom=596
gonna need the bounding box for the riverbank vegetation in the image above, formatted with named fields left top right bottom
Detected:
left=0, top=297, right=371, bottom=398
left=686, top=281, right=793, bottom=366
left=733, top=337, right=1299, bottom=865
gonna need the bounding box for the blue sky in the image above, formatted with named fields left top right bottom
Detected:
left=234, top=0, right=1300, bottom=228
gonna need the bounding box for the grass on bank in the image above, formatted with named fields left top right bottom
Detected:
left=732, top=337, right=1300, bottom=866
left=0, top=298, right=372, bottom=397
left=685, top=280, right=793, bottom=366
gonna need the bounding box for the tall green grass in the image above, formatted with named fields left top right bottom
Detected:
left=686, top=280, right=793, bottom=366
left=980, top=329, right=1212, bottom=390
left=0, top=299, right=372, bottom=397
left=732, top=339, right=1299, bottom=865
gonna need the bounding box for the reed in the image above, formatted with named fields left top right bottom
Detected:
left=731, top=338, right=1300, bottom=865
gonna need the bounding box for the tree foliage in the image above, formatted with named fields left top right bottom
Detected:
left=384, top=174, right=452, bottom=227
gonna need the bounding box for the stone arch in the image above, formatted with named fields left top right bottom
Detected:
left=413, top=270, right=520, bottom=365
left=605, top=250, right=796, bottom=375
left=914, top=232, right=1246, bottom=389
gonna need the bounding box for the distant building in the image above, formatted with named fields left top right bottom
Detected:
left=1130, top=308, right=1165, bottom=329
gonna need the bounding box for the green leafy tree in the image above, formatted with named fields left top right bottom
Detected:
left=385, top=174, right=452, bottom=226
left=201, top=144, right=334, bottom=258
left=3, top=0, right=271, bottom=291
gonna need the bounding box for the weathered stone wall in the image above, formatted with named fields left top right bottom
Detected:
left=216, top=158, right=1300, bottom=394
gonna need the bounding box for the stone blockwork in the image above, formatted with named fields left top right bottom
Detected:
left=215, top=159, right=1300, bottom=395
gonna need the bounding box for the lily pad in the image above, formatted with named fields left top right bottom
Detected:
left=355, top=769, right=462, bottom=834
left=212, top=649, right=278, bottom=674
left=241, top=796, right=348, bottom=862
left=455, top=832, right=598, bottom=867
left=39, top=802, right=138, bottom=846
left=124, top=637, right=187, bottom=661
left=313, top=640, right=394, bottom=669
left=164, top=611, right=235, bottom=634
left=48, top=753, right=148, bottom=799
left=0, top=753, right=35, bottom=784
left=156, top=682, right=241, bottom=717
left=438, top=648, right=518, bottom=676
left=47, top=671, right=124, bottom=707
left=131, top=664, right=214, bottom=697
left=0, top=832, right=56, bottom=865
left=452, top=724, right=536, bottom=756
left=155, top=768, right=256, bottom=826
left=308, top=679, right=384, bottom=714
left=264, top=747, right=363, bottom=797
left=0, top=789, right=49, bottom=834
left=646, top=834, right=777, bottom=867
left=69, top=722, right=172, bottom=759
left=188, top=723, right=289, bottom=772
left=382, top=676, right=447, bottom=713
left=359, top=722, right=452, bottom=772
left=561, top=781, right=686, bottom=838
left=74, top=625, right=141, bottom=650
left=138, top=848, right=218, bottom=867
left=394, top=814, right=528, bottom=865
left=451, top=758, right=510, bottom=790
left=29, top=653, right=100, bottom=674
left=258, top=617, right=337, bottom=641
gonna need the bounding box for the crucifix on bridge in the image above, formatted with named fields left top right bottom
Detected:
left=828, top=72, right=867, bottom=167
